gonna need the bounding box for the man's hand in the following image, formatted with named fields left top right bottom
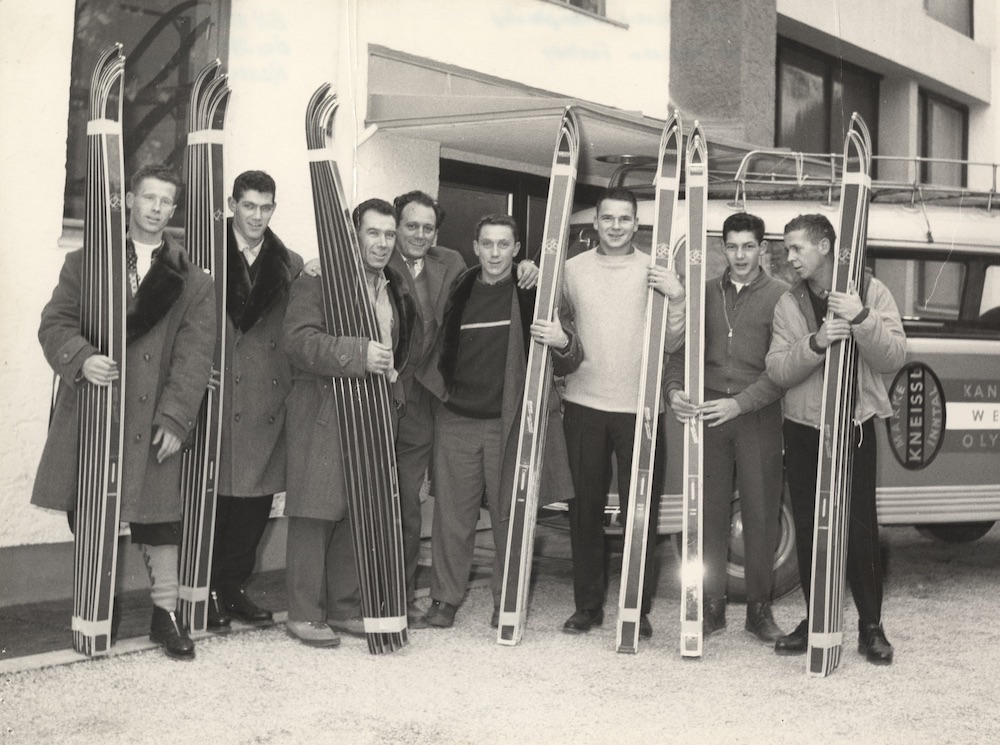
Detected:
left=207, top=368, right=222, bottom=392
left=152, top=426, right=182, bottom=463
left=815, top=318, right=852, bottom=348
left=81, top=355, right=119, bottom=386
left=303, top=258, right=321, bottom=277
left=668, top=389, right=698, bottom=422
left=529, top=319, right=569, bottom=349
left=828, top=284, right=864, bottom=322
left=365, top=340, right=393, bottom=375
left=699, top=398, right=742, bottom=427
left=516, top=259, right=539, bottom=289
left=649, top=265, right=684, bottom=300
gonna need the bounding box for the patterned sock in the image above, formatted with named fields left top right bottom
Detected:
left=140, top=543, right=180, bottom=611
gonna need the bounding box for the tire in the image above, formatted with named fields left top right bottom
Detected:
left=916, top=521, right=995, bottom=543
left=672, top=484, right=801, bottom=602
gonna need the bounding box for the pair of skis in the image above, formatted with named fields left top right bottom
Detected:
left=807, top=115, right=873, bottom=676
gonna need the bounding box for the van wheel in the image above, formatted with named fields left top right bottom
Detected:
left=917, top=522, right=994, bottom=543
left=671, top=486, right=801, bottom=602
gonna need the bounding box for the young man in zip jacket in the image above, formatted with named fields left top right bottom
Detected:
left=665, top=212, right=789, bottom=645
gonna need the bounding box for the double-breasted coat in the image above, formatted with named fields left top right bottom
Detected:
left=219, top=221, right=304, bottom=497
left=32, top=238, right=216, bottom=523
left=282, top=268, right=416, bottom=522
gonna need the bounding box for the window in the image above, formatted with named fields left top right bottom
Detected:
left=925, top=0, right=973, bottom=37
left=918, top=89, right=968, bottom=187
left=546, top=0, right=605, bottom=16
left=63, top=0, right=230, bottom=226
left=775, top=38, right=880, bottom=157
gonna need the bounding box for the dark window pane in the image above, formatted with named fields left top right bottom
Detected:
left=64, top=0, right=230, bottom=223
left=437, top=183, right=511, bottom=267
left=778, top=45, right=828, bottom=152
left=925, top=0, right=973, bottom=37
left=833, top=66, right=879, bottom=153
left=919, top=91, right=967, bottom=186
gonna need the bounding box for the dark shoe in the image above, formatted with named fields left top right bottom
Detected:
left=287, top=621, right=340, bottom=648
left=775, top=618, right=808, bottom=655
left=150, top=607, right=195, bottom=660
left=703, top=598, right=727, bottom=636
left=206, top=590, right=231, bottom=632
left=425, top=600, right=458, bottom=628
left=638, top=614, right=653, bottom=640
left=745, top=601, right=784, bottom=643
left=859, top=622, right=894, bottom=665
left=328, top=617, right=367, bottom=639
left=222, top=587, right=273, bottom=627
left=491, top=607, right=500, bottom=629
left=562, top=608, right=603, bottom=634
left=407, top=601, right=429, bottom=630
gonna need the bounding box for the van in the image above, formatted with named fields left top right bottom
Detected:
left=558, top=151, right=1000, bottom=600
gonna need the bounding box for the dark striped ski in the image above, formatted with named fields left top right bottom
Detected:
left=497, top=108, right=580, bottom=646
left=178, top=61, right=231, bottom=633
left=73, top=43, right=127, bottom=657
left=807, top=115, right=873, bottom=677
left=616, top=112, right=682, bottom=653
left=680, top=122, right=708, bottom=658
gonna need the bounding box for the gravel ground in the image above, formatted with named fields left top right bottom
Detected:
left=2, top=524, right=998, bottom=745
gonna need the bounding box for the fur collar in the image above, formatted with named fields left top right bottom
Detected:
left=227, top=221, right=295, bottom=333
left=439, top=266, right=533, bottom=391
left=126, top=236, right=188, bottom=343
left=383, top=263, right=417, bottom=374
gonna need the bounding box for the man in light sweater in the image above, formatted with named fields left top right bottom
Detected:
left=664, top=212, right=788, bottom=646
left=560, top=186, right=685, bottom=638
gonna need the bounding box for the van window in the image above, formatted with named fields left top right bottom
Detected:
left=870, top=257, right=964, bottom=320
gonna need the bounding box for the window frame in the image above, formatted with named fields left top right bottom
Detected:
left=918, top=88, right=969, bottom=188
left=924, top=0, right=974, bottom=38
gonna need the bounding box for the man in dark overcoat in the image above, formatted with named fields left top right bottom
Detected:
left=209, top=171, right=304, bottom=630
left=32, top=164, right=215, bottom=659
left=425, top=214, right=577, bottom=628
left=282, top=198, right=416, bottom=647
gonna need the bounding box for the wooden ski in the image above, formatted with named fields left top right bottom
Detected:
left=178, top=61, right=231, bottom=633
left=73, top=43, right=127, bottom=657
left=497, top=108, right=580, bottom=646
left=680, top=122, right=708, bottom=658
left=306, top=85, right=407, bottom=654
left=616, top=113, right=682, bottom=654
left=807, top=115, right=872, bottom=677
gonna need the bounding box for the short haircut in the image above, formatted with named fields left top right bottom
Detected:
left=722, top=212, right=766, bottom=244
left=784, top=213, right=837, bottom=248
left=232, top=170, right=276, bottom=201
left=393, top=190, right=445, bottom=229
left=596, top=186, right=638, bottom=217
left=352, top=198, right=396, bottom=230
left=129, top=164, right=182, bottom=197
left=474, top=213, right=519, bottom=243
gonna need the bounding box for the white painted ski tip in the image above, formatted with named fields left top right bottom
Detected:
left=808, top=631, right=844, bottom=649
left=363, top=614, right=406, bottom=633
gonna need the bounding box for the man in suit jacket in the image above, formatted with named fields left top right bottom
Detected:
left=209, top=171, right=304, bottom=631
left=33, top=164, right=215, bottom=659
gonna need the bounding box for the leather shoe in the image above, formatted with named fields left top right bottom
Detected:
left=287, top=620, right=341, bottom=648
left=425, top=600, right=458, bottom=628
left=745, top=601, right=784, bottom=643
left=562, top=608, right=603, bottom=634
left=638, top=614, right=653, bottom=639
left=774, top=618, right=808, bottom=655
left=328, top=616, right=367, bottom=639
left=222, top=587, right=273, bottom=627
left=859, top=622, right=894, bottom=665
left=407, top=601, right=429, bottom=630
left=703, top=598, right=727, bottom=636
left=207, top=590, right=231, bottom=632
left=150, top=606, right=195, bottom=660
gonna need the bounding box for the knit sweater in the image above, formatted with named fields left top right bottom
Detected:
left=562, top=248, right=684, bottom=413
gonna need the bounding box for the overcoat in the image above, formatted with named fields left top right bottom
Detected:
left=32, top=237, right=216, bottom=523
left=218, top=220, right=304, bottom=497
left=437, top=266, right=579, bottom=509
left=282, top=268, right=416, bottom=521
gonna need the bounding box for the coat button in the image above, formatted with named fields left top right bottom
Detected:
left=139, top=394, right=148, bottom=402
left=235, top=374, right=241, bottom=384
left=134, top=434, right=142, bottom=442
left=143, top=353, right=151, bottom=361
left=270, top=340, right=276, bottom=349
left=271, top=379, right=278, bottom=386
left=234, top=413, right=241, bottom=422
left=268, top=416, right=275, bottom=423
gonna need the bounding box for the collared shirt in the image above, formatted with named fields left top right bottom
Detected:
left=404, top=257, right=424, bottom=278
left=131, top=238, right=159, bottom=282
left=365, top=270, right=398, bottom=383
left=233, top=229, right=263, bottom=266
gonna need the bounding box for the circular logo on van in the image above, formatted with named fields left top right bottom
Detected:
left=885, top=362, right=946, bottom=470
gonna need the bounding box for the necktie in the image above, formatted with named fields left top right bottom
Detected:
left=406, top=259, right=421, bottom=279
left=126, top=241, right=139, bottom=296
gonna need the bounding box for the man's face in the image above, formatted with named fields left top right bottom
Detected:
left=723, top=230, right=766, bottom=283
left=593, top=199, right=638, bottom=253
left=228, top=189, right=276, bottom=245
left=783, top=228, right=828, bottom=281
left=126, top=177, right=178, bottom=237
left=395, top=202, right=437, bottom=260
left=473, top=224, right=519, bottom=284
left=358, top=210, right=398, bottom=273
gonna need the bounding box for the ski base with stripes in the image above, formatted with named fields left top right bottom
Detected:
left=616, top=112, right=682, bottom=654
left=679, top=122, right=708, bottom=659
left=497, top=108, right=580, bottom=646
left=807, top=115, right=873, bottom=677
